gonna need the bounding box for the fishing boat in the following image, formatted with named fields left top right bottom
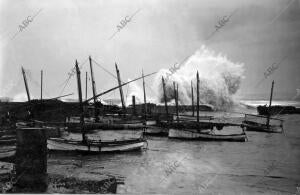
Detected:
left=164, top=72, right=247, bottom=142
left=144, top=125, right=168, bottom=135
left=242, top=81, right=284, bottom=133
left=66, top=122, right=146, bottom=133
left=0, top=146, right=16, bottom=162
left=0, top=136, right=16, bottom=145
left=48, top=60, right=147, bottom=153
left=48, top=137, right=146, bottom=153
left=242, top=114, right=283, bottom=133
left=168, top=126, right=247, bottom=142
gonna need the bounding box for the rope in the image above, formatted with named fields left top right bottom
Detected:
left=92, top=58, right=117, bottom=80
left=125, top=84, right=130, bottom=104
left=58, top=58, right=88, bottom=96
left=92, top=57, right=132, bottom=106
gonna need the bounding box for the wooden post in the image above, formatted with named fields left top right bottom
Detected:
left=75, top=60, right=86, bottom=143
left=85, top=71, right=88, bottom=101
left=21, top=67, right=31, bottom=102
left=132, top=95, right=136, bottom=116
left=16, top=127, right=47, bottom=192
left=142, top=70, right=147, bottom=123
left=40, top=70, right=43, bottom=101
left=266, top=80, right=274, bottom=127
left=162, top=77, right=169, bottom=121
left=196, top=71, right=200, bottom=124
left=89, top=56, right=99, bottom=122
left=191, top=81, right=194, bottom=117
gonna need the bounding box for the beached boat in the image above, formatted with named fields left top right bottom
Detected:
left=0, top=146, right=16, bottom=161
left=47, top=137, right=146, bottom=153
left=242, top=120, right=282, bottom=133
left=243, top=81, right=284, bottom=133
left=47, top=61, right=148, bottom=153
left=144, top=126, right=168, bottom=135
left=166, top=72, right=247, bottom=142
left=66, top=122, right=146, bottom=133
left=0, top=138, right=16, bottom=145
left=242, top=114, right=283, bottom=133
left=67, top=116, right=156, bottom=125
left=144, top=116, right=213, bottom=136
left=0, top=134, right=16, bottom=145
left=168, top=125, right=247, bottom=142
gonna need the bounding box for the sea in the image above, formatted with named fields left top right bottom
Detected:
left=48, top=99, right=300, bottom=194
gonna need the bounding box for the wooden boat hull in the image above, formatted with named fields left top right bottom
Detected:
left=66, top=123, right=146, bottom=132
left=0, top=150, right=16, bottom=159
left=0, top=139, right=16, bottom=145
left=168, top=129, right=247, bottom=142
left=243, top=121, right=283, bottom=133
left=47, top=138, right=146, bottom=153
left=0, top=135, right=16, bottom=145
left=144, top=126, right=168, bottom=136
left=0, top=146, right=16, bottom=162
left=257, top=105, right=300, bottom=115
left=158, top=121, right=213, bottom=130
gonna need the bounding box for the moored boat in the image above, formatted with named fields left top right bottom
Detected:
left=0, top=146, right=16, bottom=162
left=242, top=120, right=282, bottom=133
left=144, top=126, right=168, bottom=136
left=243, top=81, right=284, bottom=133
left=242, top=114, right=283, bottom=133
left=164, top=72, right=247, bottom=142
left=47, top=61, right=148, bottom=154
left=47, top=137, right=147, bottom=153
left=66, top=121, right=147, bottom=133
left=168, top=125, right=247, bottom=142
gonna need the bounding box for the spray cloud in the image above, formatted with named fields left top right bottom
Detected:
left=126, top=46, right=244, bottom=111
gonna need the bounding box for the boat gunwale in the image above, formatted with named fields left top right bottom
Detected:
left=49, top=137, right=146, bottom=147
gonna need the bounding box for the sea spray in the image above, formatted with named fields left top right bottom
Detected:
left=125, top=79, right=157, bottom=105
left=155, top=46, right=244, bottom=110
left=126, top=46, right=244, bottom=111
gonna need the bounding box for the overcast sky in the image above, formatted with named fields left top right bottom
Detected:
left=0, top=0, right=299, bottom=101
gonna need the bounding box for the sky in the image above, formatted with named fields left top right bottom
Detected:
left=0, top=0, right=299, bottom=101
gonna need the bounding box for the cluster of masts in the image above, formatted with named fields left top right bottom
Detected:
left=20, top=56, right=156, bottom=106
left=20, top=54, right=205, bottom=123
left=20, top=55, right=280, bottom=139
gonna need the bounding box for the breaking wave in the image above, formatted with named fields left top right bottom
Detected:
left=126, top=46, right=245, bottom=111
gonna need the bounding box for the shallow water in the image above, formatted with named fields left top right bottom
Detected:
left=49, top=114, right=300, bottom=194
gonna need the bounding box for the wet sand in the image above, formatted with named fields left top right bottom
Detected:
left=48, top=114, right=300, bottom=194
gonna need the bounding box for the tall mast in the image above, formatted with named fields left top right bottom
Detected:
left=89, top=56, right=99, bottom=122
left=266, top=80, right=274, bottom=127
left=75, top=60, right=86, bottom=143
left=176, top=83, right=179, bottom=123
left=142, top=70, right=147, bottom=122
left=85, top=71, right=88, bottom=101
left=191, top=81, right=194, bottom=117
left=40, top=70, right=43, bottom=101
left=115, top=63, right=126, bottom=113
left=21, top=67, right=31, bottom=102
left=84, top=71, right=157, bottom=103
left=162, top=76, right=169, bottom=121
left=173, top=82, right=179, bottom=123
left=196, top=71, right=200, bottom=124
